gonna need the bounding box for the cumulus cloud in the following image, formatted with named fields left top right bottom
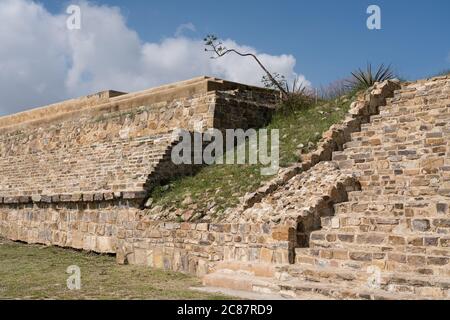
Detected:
left=0, top=0, right=308, bottom=116
left=0, top=0, right=68, bottom=114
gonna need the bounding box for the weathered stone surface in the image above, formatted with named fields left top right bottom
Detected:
left=198, top=77, right=450, bottom=300
left=0, top=75, right=449, bottom=300
left=0, top=77, right=277, bottom=202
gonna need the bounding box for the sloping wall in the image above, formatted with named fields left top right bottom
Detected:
left=0, top=77, right=276, bottom=202
left=0, top=77, right=279, bottom=266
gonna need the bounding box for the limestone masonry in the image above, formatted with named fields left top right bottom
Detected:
left=0, top=75, right=449, bottom=299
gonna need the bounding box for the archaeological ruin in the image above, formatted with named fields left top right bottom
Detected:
left=0, top=75, right=449, bottom=299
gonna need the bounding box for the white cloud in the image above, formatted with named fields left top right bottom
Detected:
left=0, top=0, right=308, bottom=116
left=0, top=0, right=68, bottom=114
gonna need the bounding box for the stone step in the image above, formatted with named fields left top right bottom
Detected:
left=341, top=140, right=364, bottom=150
left=320, top=215, right=402, bottom=232
left=295, top=246, right=450, bottom=280
left=380, top=98, right=450, bottom=110
left=333, top=198, right=449, bottom=215
left=348, top=115, right=449, bottom=140
left=377, top=109, right=450, bottom=121
left=278, top=263, right=450, bottom=299
left=210, top=261, right=278, bottom=278
left=309, top=229, right=450, bottom=251
left=321, top=206, right=450, bottom=224
left=347, top=183, right=448, bottom=197
left=303, top=238, right=450, bottom=278
left=343, top=129, right=449, bottom=152
left=341, top=132, right=449, bottom=149
left=334, top=200, right=404, bottom=214
left=283, top=278, right=435, bottom=300
left=321, top=214, right=450, bottom=236
left=347, top=190, right=382, bottom=200
left=389, top=96, right=450, bottom=107
left=202, top=268, right=443, bottom=300
left=346, top=191, right=429, bottom=201
left=202, top=270, right=283, bottom=296
left=349, top=131, right=365, bottom=140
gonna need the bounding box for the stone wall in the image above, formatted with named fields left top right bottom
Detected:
left=0, top=199, right=293, bottom=276
left=0, top=76, right=283, bottom=276
left=0, top=77, right=402, bottom=277
left=7, top=74, right=448, bottom=299
left=0, top=200, right=136, bottom=254
left=116, top=219, right=294, bottom=276
left=0, top=77, right=276, bottom=201
left=203, top=76, right=450, bottom=299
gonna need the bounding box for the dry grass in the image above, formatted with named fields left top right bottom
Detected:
left=148, top=95, right=354, bottom=220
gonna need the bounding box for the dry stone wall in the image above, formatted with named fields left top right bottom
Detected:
left=203, top=76, right=450, bottom=300
left=0, top=200, right=137, bottom=254
left=108, top=82, right=403, bottom=277
left=0, top=77, right=280, bottom=271
left=4, top=74, right=448, bottom=299
left=0, top=77, right=276, bottom=202
left=289, top=76, right=450, bottom=299
left=115, top=219, right=294, bottom=276
left=0, top=77, right=407, bottom=281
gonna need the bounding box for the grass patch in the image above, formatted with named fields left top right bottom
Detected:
left=147, top=95, right=354, bottom=221
left=0, top=238, right=231, bottom=300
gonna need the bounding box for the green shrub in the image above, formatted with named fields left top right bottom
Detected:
left=348, top=63, right=395, bottom=91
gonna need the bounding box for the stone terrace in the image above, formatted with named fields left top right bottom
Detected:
left=1, top=75, right=449, bottom=300
left=203, top=76, right=450, bottom=299
left=0, top=77, right=279, bottom=255
left=0, top=77, right=277, bottom=203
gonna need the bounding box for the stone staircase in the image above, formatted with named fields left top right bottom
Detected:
left=203, top=76, right=450, bottom=299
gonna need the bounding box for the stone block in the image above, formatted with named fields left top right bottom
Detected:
left=271, top=226, right=295, bottom=242
left=153, top=248, right=164, bottom=269
left=412, top=219, right=430, bottom=232
left=260, top=247, right=274, bottom=263
left=96, top=236, right=115, bottom=253
left=349, top=252, right=372, bottom=262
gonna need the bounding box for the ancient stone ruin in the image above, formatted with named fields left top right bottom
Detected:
left=0, top=75, right=449, bottom=299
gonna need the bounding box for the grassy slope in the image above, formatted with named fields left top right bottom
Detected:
left=147, top=96, right=353, bottom=221
left=0, top=238, right=230, bottom=300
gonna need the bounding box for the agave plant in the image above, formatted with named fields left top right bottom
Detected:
left=349, top=63, right=395, bottom=90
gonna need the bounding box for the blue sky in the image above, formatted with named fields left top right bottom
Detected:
left=0, top=0, right=449, bottom=115
left=41, top=0, right=450, bottom=85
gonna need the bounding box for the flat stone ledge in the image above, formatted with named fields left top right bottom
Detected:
left=0, top=191, right=148, bottom=205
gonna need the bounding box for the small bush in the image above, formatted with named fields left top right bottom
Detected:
left=348, top=63, right=395, bottom=91
left=277, top=90, right=313, bottom=116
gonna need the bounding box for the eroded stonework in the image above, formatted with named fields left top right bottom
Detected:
left=0, top=76, right=282, bottom=259
left=1, top=75, right=449, bottom=299
left=204, top=76, right=450, bottom=299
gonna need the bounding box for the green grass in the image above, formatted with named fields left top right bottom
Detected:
left=0, top=238, right=231, bottom=300
left=147, top=95, right=354, bottom=221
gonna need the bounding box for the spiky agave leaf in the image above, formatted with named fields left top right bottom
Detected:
left=349, top=63, right=395, bottom=91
